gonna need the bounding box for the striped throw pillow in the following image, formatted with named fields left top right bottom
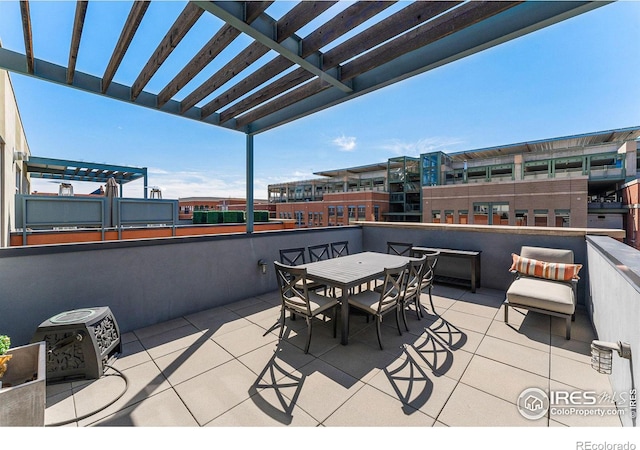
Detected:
left=510, top=254, right=582, bottom=281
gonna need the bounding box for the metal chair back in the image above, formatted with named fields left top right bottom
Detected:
left=279, top=247, right=306, bottom=266
left=330, top=241, right=349, bottom=258
left=387, top=241, right=413, bottom=256
left=308, top=244, right=330, bottom=262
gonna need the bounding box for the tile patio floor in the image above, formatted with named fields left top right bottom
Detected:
left=43, top=284, right=622, bottom=427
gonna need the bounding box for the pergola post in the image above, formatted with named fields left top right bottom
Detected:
left=246, top=133, right=254, bottom=234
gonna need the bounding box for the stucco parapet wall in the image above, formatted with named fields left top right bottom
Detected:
left=587, top=235, right=640, bottom=293
left=356, top=221, right=625, bottom=239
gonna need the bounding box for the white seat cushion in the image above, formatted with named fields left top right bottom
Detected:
left=506, top=276, right=575, bottom=315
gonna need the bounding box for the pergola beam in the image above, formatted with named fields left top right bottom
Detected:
left=19, top=0, right=34, bottom=74
left=102, top=1, right=150, bottom=94
left=209, top=0, right=396, bottom=122
left=195, top=1, right=352, bottom=95
left=131, top=2, right=205, bottom=101
left=67, top=1, right=88, bottom=85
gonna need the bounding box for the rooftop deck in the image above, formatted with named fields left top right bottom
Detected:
left=44, top=284, right=620, bottom=428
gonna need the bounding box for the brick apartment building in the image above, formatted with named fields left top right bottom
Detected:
left=268, top=127, right=640, bottom=249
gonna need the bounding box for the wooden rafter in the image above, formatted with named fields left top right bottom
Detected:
left=234, top=1, right=522, bottom=130
left=130, top=2, right=204, bottom=101
left=19, top=0, right=34, bottom=74
left=157, top=1, right=273, bottom=109
left=102, top=1, right=150, bottom=94
left=217, top=1, right=457, bottom=124
left=67, top=1, right=88, bottom=85
left=205, top=0, right=397, bottom=120
left=180, top=1, right=336, bottom=115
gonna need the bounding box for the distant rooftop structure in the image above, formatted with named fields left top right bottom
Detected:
left=26, top=156, right=147, bottom=185
left=448, top=126, right=640, bottom=162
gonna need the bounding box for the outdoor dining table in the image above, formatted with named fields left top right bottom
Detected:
left=300, top=251, right=416, bottom=345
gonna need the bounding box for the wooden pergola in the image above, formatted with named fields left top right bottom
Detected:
left=0, top=0, right=610, bottom=232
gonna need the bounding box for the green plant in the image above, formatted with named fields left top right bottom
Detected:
left=0, top=335, right=10, bottom=355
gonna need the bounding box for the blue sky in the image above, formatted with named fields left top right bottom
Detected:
left=1, top=1, right=639, bottom=199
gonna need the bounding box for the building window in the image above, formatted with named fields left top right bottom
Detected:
left=555, top=209, right=570, bottom=227
left=357, top=205, right=366, bottom=220
left=492, top=203, right=509, bottom=225
left=515, top=210, right=528, bottom=226
left=308, top=212, right=314, bottom=227
left=473, top=203, right=489, bottom=225
left=432, top=210, right=441, bottom=223
left=348, top=206, right=356, bottom=219
left=374, top=206, right=380, bottom=221
left=444, top=210, right=454, bottom=224
left=337, top=206, right=344, bottom=218
left=534, top=209, right=548, bottom=227
left=458, top=210, right=468, bottom=224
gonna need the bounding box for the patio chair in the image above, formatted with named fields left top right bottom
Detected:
left=399, top=254, right=427, bottom=330
left=387, top=241, right=414, bottom=256
left=330, top=241, right=349, bottom=258
left=308, top=244, right=330, bottom=262
left=274, top=261, right=339, bottom=354
left=504, top=246, right=582, bottom=340
left=411, top=248, right=440, bottom=317
left=347, top=263, right=409, bottom=350
left=279, top=247, right=307, bottom=266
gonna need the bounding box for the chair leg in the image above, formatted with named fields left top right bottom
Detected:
left=376, top=317, right=384, bottom=350
left=428, top=287, right=436, bottom=315
left=414, top=293, right=421, bottom=320
left=401, top=302, right=409, bottom=332
left=565, top=316, right=571, bottom=340
left=279, top=307, right=286, bottom=338
left=504, top=301, right=509, bottom=324
left=332, top=306, right=338, bottom=338
left=305, top=317, right=313, bottom=353
left=394, top=307, right=403, bottom=336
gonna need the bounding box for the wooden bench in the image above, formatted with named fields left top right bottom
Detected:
left=412, top=247, right=481, bottom=293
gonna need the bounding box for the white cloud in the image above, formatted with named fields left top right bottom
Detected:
left=332, top=135, right=357, bottom=152
left=379, top=137, right=465, bottom=157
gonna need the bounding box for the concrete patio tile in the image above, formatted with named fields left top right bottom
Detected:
left=110, top=339, right=151, bottom=372
left=45, top=389, right=77, bottom=427
left=486, top=319, right=551, bottom=353
left=548, top=381, right=622, bottom=427
left=153, top=339, right=234, bottom=386
left=550, top=312, right=596, bottom=344
left=403, top=332, right=474, bottom=380
left=213, top=322, right=279, bottom=358
left=499, top=305, right=552, bottom=332
left=461, top=355, right=549, bottom=405
left=550, top=354, right=614, bottom=393
left=271, top=317, right=341, bottom=356
left=350, top=319, right=425, bottom=357
left=319, top=339, right=397, bottom=383
left=75, top=360, right=171, bottom=426
left=448, top=299, right=500, bottom=320
left=475, top=335, right=550, bottom=377
left=237, top=340, right=316, bottom=381
left=224, top=296, right=266, bottom=312
left=120, top=331, right=138, bottom=344
left=439, top=309, right=493, bottom=335
left=205, top=390, right=320, bottom=427
left=367, top=353, right=458, bottom=419
left=438, top=383, right=546, bottom=427
left=550, top=334, right=593, bottom=365
left=46, top=380, right=73, bottom=398
left=184, top=306, right=253, bottom=338
left=323, top=384, right=436, bottom=427
left=138, top=324, right=205, bottom=360
left=424, top=317, right=485, bottom=353
left=254, top=289, right=282, bottom=306
left=133, top=317, right=192, bottom=340
left=422, top=294, right=456, bottom=316
left=431, top=284, right=467, bottom=300
left=173, top=359, right=258, bottom=426
left=91, top=388, right=199, bottom=426
left=279, top=358, right=365, bottom=423
left=458, top=290, right=505, bottom=308
left=234, top=301, right=281, bottom=325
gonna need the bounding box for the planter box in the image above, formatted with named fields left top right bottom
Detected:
left=0, top=342, right=46, bottom=427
